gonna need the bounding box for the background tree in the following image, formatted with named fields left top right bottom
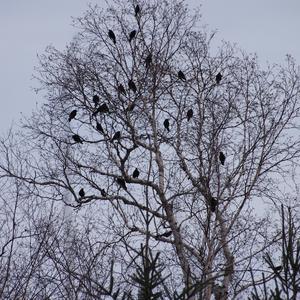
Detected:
left=1, top=0, right=300, bottom=298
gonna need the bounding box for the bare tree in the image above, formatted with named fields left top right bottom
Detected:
left=1, top=0, right=300, bottom=298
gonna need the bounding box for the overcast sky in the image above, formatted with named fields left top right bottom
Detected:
left=0, top=0, right=299, bottom=134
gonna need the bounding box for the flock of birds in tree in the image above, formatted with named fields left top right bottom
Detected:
left=67, top=4, right=225, bottom=213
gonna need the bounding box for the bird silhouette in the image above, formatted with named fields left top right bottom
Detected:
left=133, top=168, right=140, bottom=178
left=72, top=134, right=83, bottom=144
left=209, top=196, right=218, bottom=213
left=79, top=188, right=85, bottom=198
left=178, top=70, right=186, bottom=81
left=108, top=30, right=116, bottom=44
left=93, top=103, right=109, bottom=116
left=96, top=122, right=104, bottom=133
left=135, top=4, right=140, bottom=16
left=118, top=84, right=126, bottom=96
left=68, top=110, right=77, bottom=122
left=187, top=109, right=193, bottom=121
left=129, top=30, right=137, bottom=42
left=111, top=131, right=121, bottom=142
left=93, top=95, right=100, bottom=107
left=145, top=54, right=152, bottom=68
left=128, top=79, right=137, bottom=93
left=100, top=189, right=107, bottom=197
left=216, top=72, right=222, bottom=84
left=157, top=231, right=172, bottom=238
left=164, top=119, right=170, bottom=132
left=126, top=102, right=136, bottom=112
left=117, top=178, right=127, bottom=190
left=219, top=151, right=226, bottom=165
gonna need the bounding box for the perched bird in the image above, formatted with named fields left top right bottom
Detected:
left=178, top=70, right=186, bottom=81
left=219, top=151, right=226, bottom=165
left=68, top=110, right=77, bottom=122
left=111, top=131, right=121, bottom=142
left=126, top=102, right=136, bottom=112
left=79, top=188, right=85, bottom=198
left=128, top=79, right=137, bottom=93
left=93, top=103, right=109, bottom=116
left=93, top=95, right=100, bottom=107
left=145, top=54, right=152, bottom=68
left=163, top=119, right=170, bottom=132
left=187, top=109, right=193, bottom=121
left=117, top=178, right=127, bottom=190
left=129, top=30, right=137, bottom=42
left=108, top=30, right=116, bottom=44
left=135, top=4, right=140, bottom=16
left=72, top=134, right=83, bottom=144
left=96, top=122, right=104, bottom=133
left=216, top=72, right=222, bottom=84
left=132, top=168, right=140, bottom=178
left=100, top=189, right=107, bottom=197
left=118, top=84, right=126, bottom=96
left=209, top=196, right=218, bottom=213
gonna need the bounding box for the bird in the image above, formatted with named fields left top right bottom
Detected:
left=135, top=4, right=140, bottom=16
left=96, top=122, right=104, bottom=133
left=129, top=30, right=137, bottom=42
left=108, top=30, right=116, bottom=44
left=118, top=84, right=126, bottom=96
left=72, top=134, right=83, bottom=144
left=219, top=151, right=226, bottom=165
left=111, top=131, right=121, bottom=142
left=99, top=103, right=109, bottom=113
left=132, top=168, right=140, bottom=178
left=126, top=102, right=136, bottom=112
left=68, top=110, right=77, bottom=122
left=93, top=95, right=100, bottom=107
left=178, top=70, right=186, bottom=81
left=128, top=79, right=137, bottom=93
left=117, top=178, right=127, bottom=190
left=187, top=109, right=193, bottom=121
left=216, top=72, right=222, bottom=84
left=209, top=196, right=218, bottom=213
left=163, top=119, right=170, bottom=132
left=157, top=231, right=172, bottom=238
left=79, top=188, right=85, bottom=198
left=145, top=54, right=152, bottom=68
left=100, top=189, right=107, bottom=197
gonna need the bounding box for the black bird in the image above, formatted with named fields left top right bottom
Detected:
left=68, top=110, right=77, bottom=122
left=72, top=134, right=83, bottom=144
left=132, top=168, right=140, bottom=178
left=96, top=122, right=104, bottom=134
left=178, top=70, right=186, bottom=81
left=93, top=95, right=100, bottom=107
left=128, top=79, right=137, bottom=93
left=118, top=84, right=126, bottom=96
left=100, top=189, right=107, bottom=197
left=209, top=196, right=218, bottom=213
left=117, top=178, right=127, bottom=190
left=163, top=119, right=170, bottom=132
left=111, top=131, right=121, bottom=142
left=99, top=103, right=109, bottom=113
left=126, top=102, right=136, bottom=112
left=187, top=109, right=193, bottom=121
left=145, top=54, right=152, bottom=68
left=216, top=72, right=222, bottom=84
left=135, top=4, right=140, bottom=16
left=108, top=30, right=116, bottom=44
left=219, top=151, right=226, bottom=165
left=129, top=30, right=137, bottom=42
left=79, top=188, right=85, bottom=198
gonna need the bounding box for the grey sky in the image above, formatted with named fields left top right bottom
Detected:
left=0, top=0, right=299, bottom=133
